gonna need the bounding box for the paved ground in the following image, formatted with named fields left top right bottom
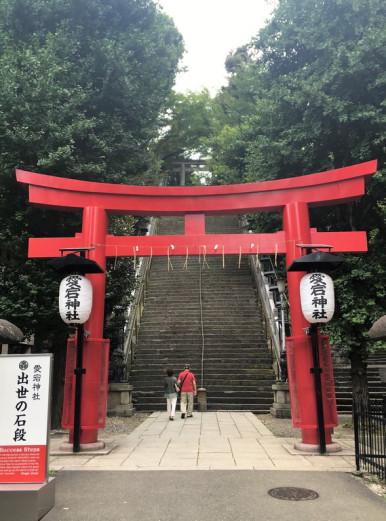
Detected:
left=43, top=470, right=386, bottom=521
left=43, top=412, right=386, bottom=521
left=50, top=412, right=355, bottom=471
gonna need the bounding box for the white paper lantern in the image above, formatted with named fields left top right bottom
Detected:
left=59, top=275, right=93, bottom=325
left=300, top=272, right=335, bottom=323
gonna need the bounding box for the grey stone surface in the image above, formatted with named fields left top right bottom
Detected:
left=0, top=319, right=23, bottom=343
left=368, top=315, right=386, bottom=340
left=271, top=382, right=291, bottom=418
left=108, top=383, right=134, bottom=417
left=197, top=387, right=207, bottom=411
left=0, top=478, right=55, bottom=521
left=49, top=412, right=354, bottom=472
left=42, top=470, right=386, bottom=521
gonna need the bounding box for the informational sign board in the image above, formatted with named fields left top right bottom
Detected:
left=0, top=354, right=52, bottom=484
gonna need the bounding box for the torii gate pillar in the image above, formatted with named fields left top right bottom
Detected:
left=283, top=202, right=335, bottom=446
left=62, top=207, right=110, bottom=447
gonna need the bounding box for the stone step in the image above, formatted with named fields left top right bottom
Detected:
left=145, top=294, right=257, bottom=299
left=137, top=332, right=266, bottom=338
left=134, top=403, right=272, bottom=412
left=131, top=358, right=273, bottom=365
left=135, top=343, right=268, bottom=350
left=334, top=379, right=383, bottom=386
left=132, top=393, right=273, bottom=403
left=139, top=325, right=263, bottom=331
left=139, top=317, right=262, bottom=323
left=133, top=349, right=269, bottom=355
left=133, top=344, right=268, bottom=350
left=334, top=369, right=381, bottom=376
left=149, top=285, right=255, bottom=290
left=133, top=360, right=271, bottom=376
left=139, top=337, right=265, bottom=343
left=132, top=354, right=272, bottom=361
left=131, top=371, right=274, bottom=379
left=333, top=365, right=381, bottom=371
left=132, top=379, right=274, bottom=388
left=134, top=355, right=271, bottom=362
left=336, top=390, right=386, bottom=399
left=142, top=305, right=260, bottom=310
left=137, top=334, right=266, bottom=341
left=148, top=269, right=250, bottom=273
left=136, top=340, right=268, bottom=347
left=135, top=379, right=275, bottom=387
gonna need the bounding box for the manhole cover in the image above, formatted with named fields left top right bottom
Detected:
left=268, top=487, right=319, bottom=501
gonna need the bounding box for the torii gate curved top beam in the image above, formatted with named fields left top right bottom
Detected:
left=16, top=160, right=376, bottom=215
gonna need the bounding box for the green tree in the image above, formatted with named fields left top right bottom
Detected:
left=210, top=0, right=386, bottom=400
left=0, top=0, right=183, bottom=423
left=157, top=89, right=215, bottom=184
left=159, top=90, right=214, bottom=158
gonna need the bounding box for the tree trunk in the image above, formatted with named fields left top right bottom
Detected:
left=349, top=347, right=368, bottom=407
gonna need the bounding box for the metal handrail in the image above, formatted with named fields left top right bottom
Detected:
left=248, top=255, right=282, bottom=380
left=239, top=217, right=285, bottom=380
left=122, top=218, right=159, bottom=378
left=240, top=216, right=288, bottom=380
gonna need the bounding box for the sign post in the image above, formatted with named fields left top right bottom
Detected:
left=0, top=354, right=55, bottom=521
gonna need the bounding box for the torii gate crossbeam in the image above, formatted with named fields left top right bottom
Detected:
left=16, top=160, right=377, bottom=450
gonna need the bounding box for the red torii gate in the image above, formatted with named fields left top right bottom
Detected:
left=17, top=159, right=377, bottom=450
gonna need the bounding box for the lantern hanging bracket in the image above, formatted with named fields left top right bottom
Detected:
left=59, top=246, right=95, bottom=257
left=296, top=243, right=333, bottom=253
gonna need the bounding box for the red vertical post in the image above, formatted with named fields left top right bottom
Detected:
left=82, top=206, right=108, bottom=339
left=283, top=202, right=334, bottom=447
left=65, top=207, right=110, bottom=446
left=184, top=214, right=206, bottom=235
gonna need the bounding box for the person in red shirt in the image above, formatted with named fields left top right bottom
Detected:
left=177, top=364, right=197, bottom=418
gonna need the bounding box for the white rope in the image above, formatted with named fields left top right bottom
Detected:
left=255, top=243, right=260, bottom=268
left=183, top=247, right=189, bottom=270
left=167, top=247, right=174, bottom=271
left=201, top=245, right=210, bottom=269
left=114, top=245, right=118, bottom=270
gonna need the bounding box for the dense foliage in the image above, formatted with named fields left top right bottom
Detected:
left=156, top=89, right=215, bottom=184
left=158, top=90, right=214, bottom=160
left=0, top=0, right=183, bottom=421
left=209, top=0, right=386, bottom=393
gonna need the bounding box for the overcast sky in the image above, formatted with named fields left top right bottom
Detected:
left=158, top=0, right=276, bottom=94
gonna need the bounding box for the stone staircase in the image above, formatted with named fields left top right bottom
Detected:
left=334, top=352, right=386, bottom=413
left=130, top=215, right=275, bottom=412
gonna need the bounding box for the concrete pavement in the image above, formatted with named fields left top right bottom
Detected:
left=50, top=412, right=355, bottom=472
left=43, top=413, right=386, bottom=521
left=42, top=470, right=386, bottom=521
